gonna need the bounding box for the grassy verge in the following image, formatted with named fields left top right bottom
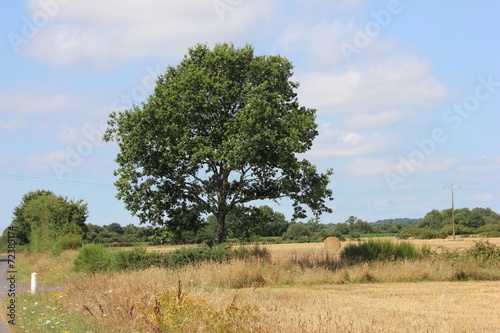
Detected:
left=13, top=250, right=83, bottom=285
left=3, top=290, right=107, bottom=333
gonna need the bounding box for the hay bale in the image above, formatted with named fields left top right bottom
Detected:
left=324, top=237, right=341, bottom=251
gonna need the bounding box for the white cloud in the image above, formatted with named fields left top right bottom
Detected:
left=0, top=118, right=26, bottom=131
left=308, top=124, right=398, bottom=158
left=456, top=156, right=500, bottom=175
left=367, top=199, right=389, bottom=208
left=24, top=151, right=67, bottom=170
left=0, top=154, right=13, bottom=166
left=343, top=157, right=396, bottom=176
left=416, top=157, right=460, bottom=174
left=341, top=132, right=362, bottom=144
left=277, top=20, right=348, bottom=70
left=451, top=156, right=500, bottom=183
left=54, top=123, right=83, bottom=144
left=0, top=89, right=75, bottom=115
left=297, top=53, right=450, bottom=127
left=22, top=0, right=278, bottom=68
left=395, top=196, right=418, bottom=203
left=343, top=110, right=406, bottom=129
left=471, top=193, right=495, bottom=202
left=332, top=0, right=366, bottom=12
left=343, top=156, right=459, bottom=176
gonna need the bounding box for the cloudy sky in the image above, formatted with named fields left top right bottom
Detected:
left=1, top=0, right=499, bottom=231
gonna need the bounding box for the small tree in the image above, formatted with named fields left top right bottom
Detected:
left=283, top=223, right=310, bottom=241
left=6, top=190, right=88, bottom=253
left=104, top=43, right=333, bottom=245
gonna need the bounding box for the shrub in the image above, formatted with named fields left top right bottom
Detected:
left=138, top=286, right=260, bottom=332
left=231, top=245, right=271, bottom=261
left=441, top=224, right=474, bottom=236
left=340, top=239, right=423, bottom=264
left=73, top=245, right=165, bottom=272
left=52, top=234, right=84, bottom=256
left=349, top=232, right=361, bottom=239
left=103, top=247, right=163, bottom=271
left=73, top=244, right=108, bottom=273
left=398, top=227, right=447, bottom=239
left=165, top=245, right=231, bottom=268
left=476, top=224, right=500, bottom=237
left=461, top=240, right=500, bottom=264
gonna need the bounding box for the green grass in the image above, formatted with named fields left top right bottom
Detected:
left=4, top=290, right=107, bottom=333
left=360, top=233, right=397, bottom=238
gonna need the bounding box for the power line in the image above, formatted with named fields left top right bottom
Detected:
left=0, top=172, right=470, bottom=197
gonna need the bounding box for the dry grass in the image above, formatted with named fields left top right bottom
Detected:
left=14, top=250, right=80, bottom=285
left=12, top=237, right=500, bottom=332
left=59, top=264, right=500, bottom=332
left=244, top=281, right=500, bottom=332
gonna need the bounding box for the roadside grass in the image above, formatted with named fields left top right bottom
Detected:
left=13, top=250, right=82, bottom=285
left=5, top=290, right=106, bottom=333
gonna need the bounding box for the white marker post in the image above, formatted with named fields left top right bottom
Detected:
left=31, top=272, right=38, bottom=295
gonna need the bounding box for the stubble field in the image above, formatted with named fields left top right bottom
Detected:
left=7, top=237, right=500, bottom=332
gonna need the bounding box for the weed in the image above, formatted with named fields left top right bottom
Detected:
left=137, top=281, right=262, bottom=332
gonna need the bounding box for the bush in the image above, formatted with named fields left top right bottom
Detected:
left=73, top=245, right=165, bottom=272
left=282, top=223, right=310, bottom=241
left=104, top=247, right=164, bottom=271
left=340, top=239, right=424, bottom=264
left=461, top=240, right=500, bottom=264
left=231, top=245, right=271, bottom=261
left=165, top=245, right=230, bottom=268
left=398, top=227, right=447, bottom=239
left=441, top=224, right=474, bottom=236
left=349, top=232, right=361, bottom=239
left=138, top=287, right=260, bottom=332
left=74, top=244, right=269, bottom=273
left=73, top=244, right=108, bottom=272
left=476, top=224, right=500, bottom=237
left=52, top=234, right=84, bottom=256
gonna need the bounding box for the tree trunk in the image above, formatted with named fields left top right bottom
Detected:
left=214, top=212, right=226, bottom=246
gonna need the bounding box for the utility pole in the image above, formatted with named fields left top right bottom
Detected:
left=445, top=183, right=459, bottom=241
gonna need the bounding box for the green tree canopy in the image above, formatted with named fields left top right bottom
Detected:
left=225, top=205, right=289, bottom=241
left=104, top=43, right=333, bottom=245
left=283, top=222, right=310, bottom=241
left=7, top=190, right=88, bottom=252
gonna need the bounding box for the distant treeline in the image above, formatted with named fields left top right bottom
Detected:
left=84, top=207, right=500, bottom=245
left=371, top=218, right=421, bottom=226
left=2, top=189, right=499, bottom=252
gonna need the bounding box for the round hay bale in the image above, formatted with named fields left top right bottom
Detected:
left=324, top=237, right=341, bottom=251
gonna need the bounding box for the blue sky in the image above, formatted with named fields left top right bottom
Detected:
left=1, top=0, right=499, bottom=231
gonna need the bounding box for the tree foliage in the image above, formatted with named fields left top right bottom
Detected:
left=399, top=207, right=500, bottom=239
left=104, top=43, right=333, bottom=245
left=332, top=216, right=374, bottom=235
left=225, top=205, right=289, bottom=241
left=6, top=190, right=88, bottom=252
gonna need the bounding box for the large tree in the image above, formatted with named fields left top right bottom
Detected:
left=104, top=43, right=333, bottom=245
